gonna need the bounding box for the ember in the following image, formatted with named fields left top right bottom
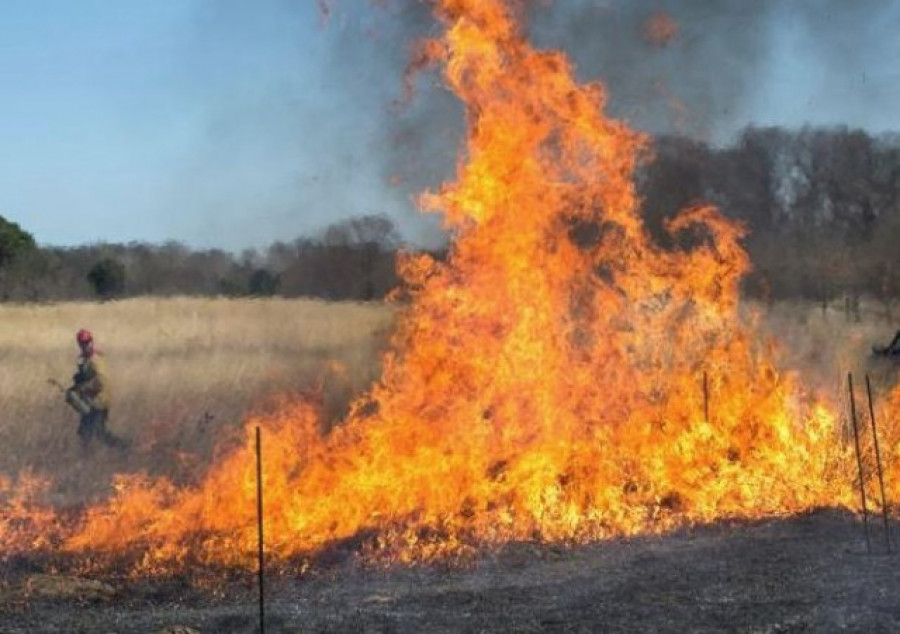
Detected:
left=643, top=11, right=679, bottom=48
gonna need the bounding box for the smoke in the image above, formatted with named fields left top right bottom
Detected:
left=532, top=1, right=900, bottom=144
left=341, top=0, right=900, bottom=235
left=168, top=0, right=900, bottom=249
left=527, top=0, right=773, bottom=143
left=749, top=1, right=900, bottom=136
left=318, top=1, right=460, bottom=247
left=165, top=0, right=453, bottom=250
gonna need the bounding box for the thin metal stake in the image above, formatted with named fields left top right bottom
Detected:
left=703, top=371, right=710, bottom=424
left=256, top=426, right=266, bottom=633
left=848, top=373, right=872, bottom=554
left=866, top=374, right=891, bottom=553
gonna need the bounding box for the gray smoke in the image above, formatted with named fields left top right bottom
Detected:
left=529, top=0, right=775, bottom=143
left=165, top=0, right=454, bottom=249
left=529, top=0, right=900, bottom=145
left=171, top=0, right=900, bottom=249
left=337, top=0, right=900, bottom=233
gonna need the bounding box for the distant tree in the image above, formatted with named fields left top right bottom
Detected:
left=321, top=214, right=401, bottom=249
left=638, top=135, right=710, bottom=246
left=87, top=258, right=126, bottom=299
left=0, top=215, right=36, bottom=267
left=0, top=248, right=52, bottom=301
left=248, top=268, right=279, bottom=296
left=218, top=273, right=247, bottom=297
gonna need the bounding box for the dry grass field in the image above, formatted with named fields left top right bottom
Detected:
left=1, top=296, right=900, bottom=632
left=757, top=298, right=899, bottom=397
left=0, top=297, right=395, bottom=504
left=0, top=294, right=896, bottom=509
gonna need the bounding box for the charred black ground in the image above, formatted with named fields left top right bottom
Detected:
left=1, top=508, right=898, bottom=633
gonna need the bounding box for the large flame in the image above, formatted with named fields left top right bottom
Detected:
left=1, top=0, right=894, bottom=573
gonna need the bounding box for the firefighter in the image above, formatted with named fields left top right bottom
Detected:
left=70, top=329, right=127, bottom=450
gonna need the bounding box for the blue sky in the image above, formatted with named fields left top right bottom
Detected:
left=2, top=1, right=899, bottom=250
left=1, top=1, right=429, bottom=249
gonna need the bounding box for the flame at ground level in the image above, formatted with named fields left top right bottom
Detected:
left=3, top=0, right=900, bottom=573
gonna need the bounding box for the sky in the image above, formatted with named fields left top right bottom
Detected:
left=2, top=0, right=899, bottom=250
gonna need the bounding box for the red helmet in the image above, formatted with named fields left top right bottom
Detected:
left=76, top=329, right=93, bottom=345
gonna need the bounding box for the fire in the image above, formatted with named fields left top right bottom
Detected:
left=0, top=0, right=895, bottom=573
left=0, top=472, right=64, bottom=553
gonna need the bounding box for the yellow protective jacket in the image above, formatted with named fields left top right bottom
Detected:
left=74, top=354, right=111, bottom=411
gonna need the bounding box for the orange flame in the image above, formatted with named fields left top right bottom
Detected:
left=0, top=0, right=893, bottom=573
left=0, top=472, right=63, bottom=553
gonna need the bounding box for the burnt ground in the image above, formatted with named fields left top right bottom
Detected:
left=2, top=508, right=900, bottom=633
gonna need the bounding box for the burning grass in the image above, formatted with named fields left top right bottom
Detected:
left=4, top=0, right=900, bottom=581
left=0, top=295, right=894, bottom=581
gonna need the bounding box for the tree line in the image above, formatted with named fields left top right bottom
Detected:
left=2, top=124, right=899, bottom=308
left=640, top=125, right=900, bottom=318
left=0, top=214, right=403, bottom=302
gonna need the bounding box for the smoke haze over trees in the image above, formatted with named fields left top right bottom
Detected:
left=5, top=1, right=898, bottom=251
left=1, top=125, right=899, bottom=309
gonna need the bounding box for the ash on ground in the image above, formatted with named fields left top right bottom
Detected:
left=2, top=508, right=897, bottom=633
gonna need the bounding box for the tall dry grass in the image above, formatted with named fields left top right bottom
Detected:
left=0, top=295, right=895, bottom=507
left=756, top=298, right=899, bottom=399
left=0, top=297, right=394, bottom=504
